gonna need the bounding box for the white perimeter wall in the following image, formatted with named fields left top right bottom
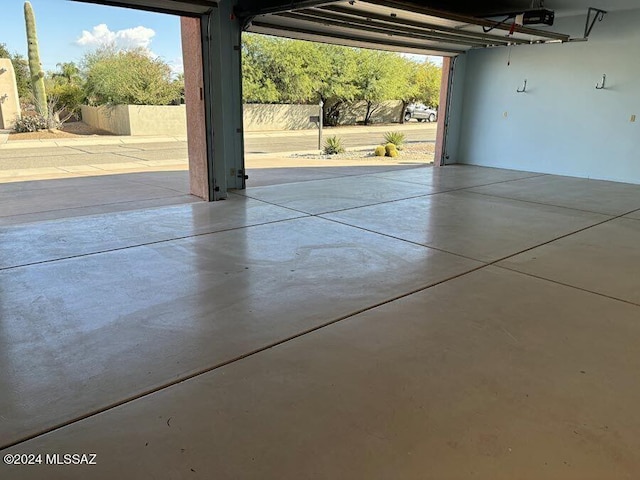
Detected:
left=81, top=105, right=187, bottom=136
left=243, top=104, right=319, bottom=131
left=451, top=9, right=640, bottom=184
left=84, top=104, right=325, bottom=135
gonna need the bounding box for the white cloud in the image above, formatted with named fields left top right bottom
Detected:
left=76, top=24, right=156, bottom=50
left=76, top=24, right=182, bottom=78
left=167, top=58, right=184, bottom=76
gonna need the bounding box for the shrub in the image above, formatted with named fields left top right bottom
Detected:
left=385, top=142, right=398, bottom=157
left=13, top=95, right=75, bottom=132
left=383, top=131, right=406, bottom=150
left=49, top=83, right=85, bottom=115
left=45, top=96, right=76, bottom=129
left=323, top=136, right=345, bottom=155
left=84, top=47, right=182, bottom=106
left=374, top=145, right=386, bottom=156
left=14, top=115, right=47, bottom=133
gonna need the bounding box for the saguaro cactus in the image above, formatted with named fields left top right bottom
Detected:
left=24, top=1, right=47, bottom=117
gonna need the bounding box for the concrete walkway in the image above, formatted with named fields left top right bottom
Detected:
left=0, top=122, right=434, bottom=150
left=1, top=134, right=188, bottom=150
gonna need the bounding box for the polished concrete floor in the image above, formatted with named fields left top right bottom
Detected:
left=0, top=161, right=427, bottom=225
left=2, top=165, right=640, bottom=479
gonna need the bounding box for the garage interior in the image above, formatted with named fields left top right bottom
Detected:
left=2, top=0, right=640, bottom=478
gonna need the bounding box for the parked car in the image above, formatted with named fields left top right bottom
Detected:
left=404, top=103, right=437, bottom=122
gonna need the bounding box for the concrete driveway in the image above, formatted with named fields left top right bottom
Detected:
left=0, top=123, right=436, bottom=182
left=0, top=123, right=436, bottom=225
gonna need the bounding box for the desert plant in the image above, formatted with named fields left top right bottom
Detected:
left=374, top=145, right=386, bottom=157
left=24, top=1, right=47, bottom=117
left=53, top=62, right=81, bottom=85
left=84, top=47, right=183, bottom=106
left=45, top=95, right=77, bottom=129
left=383, top=131, right=406, bottom=150
left=385, top=142, right=398, bottom=157
left=14, top=114, right=47, bottom=133
left=323, top=136, right=345, bottom=155
left=49, top=83, right=85, bottom=116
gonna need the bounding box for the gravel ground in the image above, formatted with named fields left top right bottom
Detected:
left=8, top=121, right=114, bottom=141
left=289, top=141, right=435, bottom=162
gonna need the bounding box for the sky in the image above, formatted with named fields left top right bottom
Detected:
left=1, top=0, right=184, bottom=74
left=1, top=0, right=440, bottom=76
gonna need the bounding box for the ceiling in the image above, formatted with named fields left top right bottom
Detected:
left=69, top=0, right=639, bottom=56
left=242, top=0, right=572, bottom=57
left=351, top=0, right=640, bottom=17
left=69, top=0, right=640, bottom=17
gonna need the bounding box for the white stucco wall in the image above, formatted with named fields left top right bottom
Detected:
left=336, top=100, right=404, bottom=125
left=128, top=105, right=187, bottom=136
left=81, top=105, right=187, bottom=136
left=83, top=104, right=326, bottom=135
left=81, top=105, right=131, bottom=135
left=243, top=104, right=319, bottom=131
left=451, top=9, right=640, bottom=184
left=82, top=100, right=408, bottom=136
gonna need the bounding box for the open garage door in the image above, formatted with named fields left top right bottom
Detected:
left=70, top=0, right=575, bottom=200
left=239, top=0, right=570, bottom=56
left=238, top=0, right=573, bottom=167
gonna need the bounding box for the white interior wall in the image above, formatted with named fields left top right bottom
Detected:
left=450, top=9, right=640, bottom=184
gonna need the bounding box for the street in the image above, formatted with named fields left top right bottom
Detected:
left=0, top=123, right=437, bottom=171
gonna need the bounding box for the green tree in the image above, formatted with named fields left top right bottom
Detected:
left=244, top=35, right=317, bottom=104
left=414, top=60, right=442, bottom=109
left=173, top=72, right=185, bottom=104
left=354, top=50, right=403, bottom=125
left=239, top=35, right=442, bottom=125
left=83, top=47, right=182, bottom=106
left=241, top=34, right=361, bottom=124
left=53, top=61, right=81, bottom=85
left=242, top=35, right=280, bottom=103
left=0, top=43, right=31, bottom=100
left=45, top=77, right=85, bottom=116
left=394, top=58, right=443, bottom=123
left=377, top=54, right=425, bottom=124
left=37, top=62, right=85, bottom=120
left=313, top=44, right=359, bottom=125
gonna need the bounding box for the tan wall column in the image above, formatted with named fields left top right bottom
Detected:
left=180, top=17, right=210, bottom=201
left=0, top=59, right=22, bottom=130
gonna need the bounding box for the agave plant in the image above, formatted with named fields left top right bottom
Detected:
left=323, top=136, right=346, bottom=155
left=383, top=131, right=406, bottom=150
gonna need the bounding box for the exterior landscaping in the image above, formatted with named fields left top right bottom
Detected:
left=1, top=3, right=440, bottom=137
left=295, top=140, right=435, bottom=163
